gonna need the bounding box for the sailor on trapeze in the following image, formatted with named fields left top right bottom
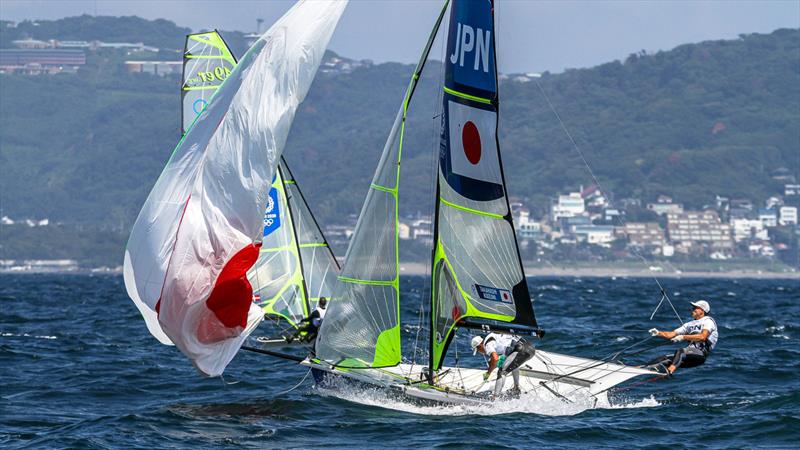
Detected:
left=646, top=300, right=719, bottom=376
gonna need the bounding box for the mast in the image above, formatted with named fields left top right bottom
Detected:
left=278, top=160, right=312, bottom=318
left=428, top=0, right=541, bottom=380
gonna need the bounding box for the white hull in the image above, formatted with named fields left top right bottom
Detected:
left=303, top=349, right=657, bottom=406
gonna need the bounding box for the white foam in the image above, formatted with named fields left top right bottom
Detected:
left=1, top=332, right=57, bottom=340
left=315, top=381, right=660, bottom=417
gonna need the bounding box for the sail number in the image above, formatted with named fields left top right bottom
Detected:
left=197, top=66, right=231, bottom=82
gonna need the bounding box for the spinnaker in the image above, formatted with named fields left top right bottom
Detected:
left=124, top=0, right=347, bottom=376
left=179, top=30, right=340, bottom=335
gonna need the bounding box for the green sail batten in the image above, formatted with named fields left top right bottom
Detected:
left=338, top=276, right=396, bottom=287
left=182, top=86, right=220, bottom=92
left=439, top=197, right=504, bottom=219
left=443, top=86, right=492, bottom=105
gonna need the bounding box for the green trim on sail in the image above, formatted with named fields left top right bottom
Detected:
left=187, top=31, right=237, bottom=66
left=443, top=86, right=492, bottom=105
left=370, top=183, right=396, bottom=194
left=338, top=275, right=395, bottom=287
left=439, top=197, right=504, bottom=219
left=430, top=239, right=515, bottom=370
left=182, top=86, right=220, bottom=92
left=299, top=243, right=328, bottom=248
left=373, top=325, right=401, bottom=367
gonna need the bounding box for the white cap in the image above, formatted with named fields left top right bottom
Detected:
left=691, top=300, right=710, bottom=313
left=471, top=336, right=483, bottom=355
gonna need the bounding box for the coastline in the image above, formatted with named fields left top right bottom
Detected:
left=2, top=264, right=798, bottom=280
left=399, top=262, right=800, bottom=279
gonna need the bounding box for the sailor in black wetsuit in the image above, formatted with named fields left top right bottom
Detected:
left=287, top=297, right=327, bottom=345
left=646, top=300, right=718, bottom=375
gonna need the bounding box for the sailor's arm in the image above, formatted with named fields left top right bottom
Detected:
left=681, top=329, right=710, bottom=342
left=649, top=328, right=678, bottom=339
left=486, top=352, right=499, bottom=375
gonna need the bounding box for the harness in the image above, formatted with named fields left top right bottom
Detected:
left=689, top=316, right=716, bottom=356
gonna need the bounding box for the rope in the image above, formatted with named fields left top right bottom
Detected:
left=274, top=368, right=312, bottom=396
left=532, top=78, right=683, bottom=325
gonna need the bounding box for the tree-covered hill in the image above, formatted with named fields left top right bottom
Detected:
left=0, top=15, right=798, bottom=265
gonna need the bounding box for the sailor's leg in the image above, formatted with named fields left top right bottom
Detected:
left=493, top=352, right=519, bottom=395
left=512, top=368, right=520, bottom=389
left=493, top=372, right=506, bottom=396
left=644, top=354, right=673, bottom=369
left=677, top=347, right=706, bottom=369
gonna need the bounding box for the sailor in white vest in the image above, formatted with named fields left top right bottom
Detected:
left=647, top=300, right=718, bottom=375
left=471, top=332, right=536, bottom=397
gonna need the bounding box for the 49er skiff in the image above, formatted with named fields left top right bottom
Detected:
left=304, top=0, right=657, bottom=405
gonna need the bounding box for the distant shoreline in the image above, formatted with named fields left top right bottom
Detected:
left=399, top=263, right=800, bottom=279
left=2, top=264, right=798, bottom=280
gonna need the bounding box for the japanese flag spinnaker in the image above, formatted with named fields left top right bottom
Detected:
left=123, top=0, right=348, bottom=376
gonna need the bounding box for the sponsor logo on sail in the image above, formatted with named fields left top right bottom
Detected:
left=474, top=284, right=513, bottom=304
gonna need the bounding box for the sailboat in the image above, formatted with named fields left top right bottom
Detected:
left=123, top=0, right=347, bottom=377
left=181, top=31, right=340, bottom=347
left=303, top=0, right=656, bottom=405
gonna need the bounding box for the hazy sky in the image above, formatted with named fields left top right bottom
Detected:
left=1, top=0, right=798, bottom=73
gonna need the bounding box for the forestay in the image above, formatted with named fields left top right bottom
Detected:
left=430, top=0, right=537, bottom=372
left=181, top=31, right=237, bottom=135
left=316, top=0, right=451, bottom=369
left=123, top=0, right=347, bottom=376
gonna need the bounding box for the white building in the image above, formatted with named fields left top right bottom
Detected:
left=574, top=225, right=616, bottom=246
left=552, top=192, right=585, bottom=221
left=514, top=209, right=544, bottom=240
left=758, top=209, right=778, bottom=228
left=779, top=206, right=798, bottom=226
left=731, top=219, right=769, bottom=242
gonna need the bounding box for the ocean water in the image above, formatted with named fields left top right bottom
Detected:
left=1, top=273, right=798, bottom=448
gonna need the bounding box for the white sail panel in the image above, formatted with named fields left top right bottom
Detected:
left=124, top=0, right=347, bottom=376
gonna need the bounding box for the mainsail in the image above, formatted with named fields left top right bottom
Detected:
left=123, top=0, right=347, bottom=376
left=429, top=0, right=538, bottom=373
left=181, top=31, right=237, bottom=135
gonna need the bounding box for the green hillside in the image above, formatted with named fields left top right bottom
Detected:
left=0, top=16, right=798, bottom=266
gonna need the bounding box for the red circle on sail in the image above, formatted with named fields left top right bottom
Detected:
left=462, top=121, right=481, bottom=165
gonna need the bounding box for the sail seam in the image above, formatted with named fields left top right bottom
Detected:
left=443, top=86, right=492, bottom=105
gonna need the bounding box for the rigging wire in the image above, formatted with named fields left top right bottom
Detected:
left=532, top=77, right=683, bottom=326
left=274, top=369, right=312, bottom=396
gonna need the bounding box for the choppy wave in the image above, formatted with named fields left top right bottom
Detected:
left=2, top=274, right=799, bottom=448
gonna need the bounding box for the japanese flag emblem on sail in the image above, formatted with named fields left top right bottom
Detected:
left=447, top=100, right=501, bottom=184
